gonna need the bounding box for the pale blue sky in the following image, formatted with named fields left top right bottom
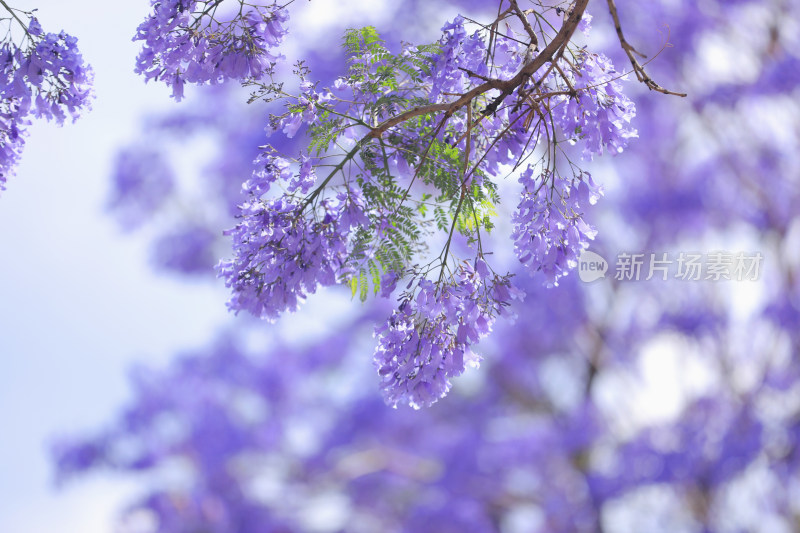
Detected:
left=0, top=1, right=233, bottom=530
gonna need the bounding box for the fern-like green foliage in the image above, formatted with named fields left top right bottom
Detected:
left=302, top=27, right=500, bottom=300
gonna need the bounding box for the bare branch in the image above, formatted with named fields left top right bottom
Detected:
left=606, top=0, right=687, bottom=97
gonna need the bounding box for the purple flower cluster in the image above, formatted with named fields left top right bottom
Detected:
left=134, top=0, right=289, bottom=100
left=512, top=166, right=602, bottom=286
left=428, top=16, right=489, bottom=103
left=551, top=52, right=638, bottom=159
left=217, top=191, right=368, bottom=320
left=217, top=197, right=342, bottom=320
left=414, top=17, right=638, bottom=187
left=374, top=260, right=519, bottom=408
left=1, top=17, right=93, bottom=189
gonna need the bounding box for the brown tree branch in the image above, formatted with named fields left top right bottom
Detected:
left=366, top=0, right=590, bottom=139
left=606, top=0, right=687, bottom=97
left=508, top=0, right=539, bottom=50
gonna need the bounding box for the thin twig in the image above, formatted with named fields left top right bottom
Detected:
left=508, top=0, right=539, bottom=50
left=0, top=0, right=31, bottom=39
left=606, top=0, right=687, bottom=97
